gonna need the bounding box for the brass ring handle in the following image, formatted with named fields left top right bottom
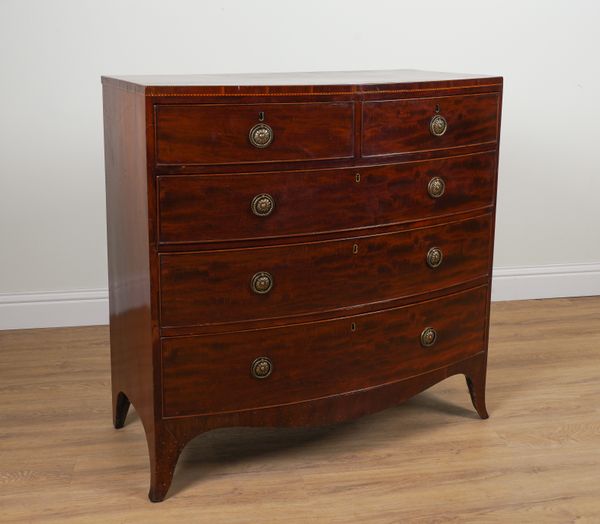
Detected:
left=251, top=193, right=275, bottom=217
left=249, top=123, right=274, bottom=148
left=427, top=177, right=446, bottom=198
left=251, top=271, right=274, bottom=294
left=430, top=114, right=448, bottom=137
left=426, top=247, right=443, bottom=269
left=251, top=357, right=273, bottom=379
left=420, top=327, right=438, bottom=347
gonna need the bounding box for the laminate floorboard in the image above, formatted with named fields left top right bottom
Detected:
left=1, top=296, right=599, bottom=522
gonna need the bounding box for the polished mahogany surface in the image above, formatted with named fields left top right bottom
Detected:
left=161, top=286, right=488, bottom=417
left=158, top=151, right=496, bottom=244
left=362, top=93, right=499, bottom=157
left=159, top=214, right=491, bottom=328
left=104, top=69, right=499, bottom=86
left=102, top=70, right=502, bottom=502
left=155, top=102, right=354, bottom=165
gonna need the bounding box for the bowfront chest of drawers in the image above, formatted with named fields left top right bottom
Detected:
left=102, top=70, right=503, bottom=502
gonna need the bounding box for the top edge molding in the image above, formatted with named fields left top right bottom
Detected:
left=101, top=70, right=503, bottom=97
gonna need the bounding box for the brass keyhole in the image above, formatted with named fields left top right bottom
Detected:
left=435, top=104, right=440, bottom=113
left=258, top=111, right=265, bottom=122
left=351, top=322, right=357, bottom=332
left=355, top=173, right=361, bottom=183
left=353, top=243, right=359, bottom=254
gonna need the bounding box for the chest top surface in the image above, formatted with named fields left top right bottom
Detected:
left=102, top=69, right=498, bottom=86
left=101, top=69, right=502, bottom=96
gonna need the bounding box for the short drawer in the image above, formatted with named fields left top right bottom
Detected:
left=158, top=151, right=496, bottom=244
left=159, top=214, right=491, bottom=328
left=362, top=93, right=499, bottom=157
left=155, top=102, right=354, bottom=166
left=161, top=285, right=488, bottom=417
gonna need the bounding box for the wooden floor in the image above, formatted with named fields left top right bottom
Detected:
left=1, top=297, right=600, bottom=523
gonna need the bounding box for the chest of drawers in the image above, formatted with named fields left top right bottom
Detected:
left=102, top=70, right=502, bottom=502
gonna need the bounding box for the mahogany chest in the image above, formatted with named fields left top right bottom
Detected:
left=102, top=70, right=502, bottom=502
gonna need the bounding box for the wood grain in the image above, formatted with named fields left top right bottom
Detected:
left=362, top=93, right=499, bottom=157
left=155, top=102, right=355, bottom=166
left=157, top=151, right=497, bottom=244
left=101, top=69, right=503, bottom=98
left=159, top=215, right=492, bottom=328
left=103, top=72, right=502, bottom=501
left=1, top=296, right=599, bottom=521
left=161, top=286, right=488, bottom=417
left=102, top=84, right=156, bottom=442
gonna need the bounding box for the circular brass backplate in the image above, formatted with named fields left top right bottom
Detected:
left=251, top=356, right=273, bottom=379
left=430, top=114, right=448, bottom=137
left=426, top=247, right=444, bottom=269
left=251, top=271, right=274, bottom=294
left=249, top=123, right=274, bottom=148
left=420, top=327, right=438, bottom=347
left=427, top=177, right=446, bottom=198
left=251, top=193, right=275, bottom=217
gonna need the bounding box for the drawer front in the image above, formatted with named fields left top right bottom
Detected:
left=362, top=93, right=499, bottom=157
left=155, top=102, right=354, bottom=166
left=161, top=286, right=488, bottom=417
left=159, top=214, right=491, bottom=328
left=158, top=151, right=496, bottom=244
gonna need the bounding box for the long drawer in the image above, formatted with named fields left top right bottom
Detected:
left=161, top=285, right=488, bottom=417
left=362, top=93, right=499, bottom=157
left=158, top=151, right=496, bottom=244
left=155, top=102, right=355, bottom=166
left=159, top=214, right=491, bottom=328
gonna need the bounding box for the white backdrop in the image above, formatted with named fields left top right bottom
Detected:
left=1, top=0, right=599, bottom=328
